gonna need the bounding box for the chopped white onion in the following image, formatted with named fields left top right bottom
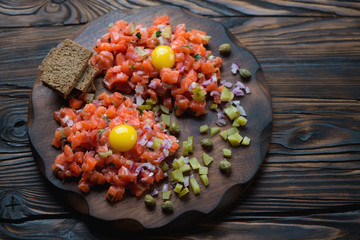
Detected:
left=135, top=84, right=144, bottom=94
left=231, top=62, right=240, bottom=74
left=216, top=118, right=227, bottom=126
left=148, top=80, right=158, bottom=89
left=129, top=161, right=136, bottom=172
left=146, top=139, right=154, bottom=148
left=235, top=81, right=246, bottom=90
left=138, top=137, right=148, bottom=146
left=201, top=73, right=217, bottom=86
left=162, top=183, right=169, bottom=192
left=245, top=86, right=251, bottom=94
left=184, top=176, right=190, bottom=187
left=237, top=105, right=247, bottom=117
left=161, top=138, right=172, bottom=150
left=210, top=90, right=220, bottom=96
left=158, top=36, right=169, bottom=46
left=56, top=164, right=64, bottom=171
left=135, top=95, right=145, bottom=106
left=66, top=120, right=74, bottom=127
left=61, top=115, right=69, bottom=124
left=143, top=124, right=152, bottom=132
left=233, top=87, right=244, bottom=96
left=189, top=82, right=197, bottom=91
left=163, top=149, right=169, bottom=157
left=221, top=80, right=233, bottom=88
left=151, top=189, right=159, bottom=196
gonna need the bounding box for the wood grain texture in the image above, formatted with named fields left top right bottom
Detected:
left=222, top=17, right=360, bottom=100
left=1, top=0, right=360, bottom=27
left=1, top=0, right=360, bottom=239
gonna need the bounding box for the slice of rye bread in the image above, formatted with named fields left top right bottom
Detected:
left=40, top=39, right=93, bottom=98
left=74, top=64, right=98, bottom=92
left=38, top=48, right=58, bottom=71
left=85, top=81, right=96, bottom=92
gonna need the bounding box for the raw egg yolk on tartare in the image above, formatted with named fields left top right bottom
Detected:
left=151, top=45, right=175, bottom=70
left=109, top=125, right=137, bottom=152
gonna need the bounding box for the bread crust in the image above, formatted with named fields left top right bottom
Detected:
left=39, top=39, right=93, bottom=98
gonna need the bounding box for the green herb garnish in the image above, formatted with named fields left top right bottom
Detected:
left=155, top=30, right=161, bottom=38
left=194, top=53, right=201, bottom=61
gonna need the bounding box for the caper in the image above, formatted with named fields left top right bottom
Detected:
left=239, top=68, right=251, bottom=80
left=144, top=194, right=156, bottom=209
left=219, top=43, right=231, bottom=55
left=161, top=200, right=174, bottom=213
left=200, top=138, right=213, bottom=149
left=219, top=159, right=232, bottom=174
left=169, top=122, right=180, bottom=135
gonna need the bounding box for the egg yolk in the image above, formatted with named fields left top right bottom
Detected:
left=151, top=45, right=175, bottom=70
left=109, top=125, right=137, bottom=152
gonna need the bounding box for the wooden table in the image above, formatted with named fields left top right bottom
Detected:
left=1, top=1, right=359, bottom=239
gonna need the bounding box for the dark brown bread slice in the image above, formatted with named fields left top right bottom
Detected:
left=74, top=64, right=98, bottom=92
left=85, top=81, right=96, bottom=92
left=38, top=48, right=57, bottom=71
left=40, top=39, right=93, bottom=98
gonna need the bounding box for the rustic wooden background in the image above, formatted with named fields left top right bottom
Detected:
left=0, top=0, right=359, bottom=239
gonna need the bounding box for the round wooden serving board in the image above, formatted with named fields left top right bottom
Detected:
left=28, top=5, right=272, bottom=230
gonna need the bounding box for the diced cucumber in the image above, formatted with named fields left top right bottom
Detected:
left=220, top=86, right=234, bottom=101
left=180, top=163, right=191, bottom=173
left=236, top=116, right=247, bottom=126
left=219, top=130, right=228, bottom=141
left=189, top=157, right=200, bottom=170
left=174, top=183, right=183, bottom=194
left=162, top=190, right=172, bottom=200
left=199, top=124, right=209, bottom=134
left=192, top=86, right=207, bottom=102
left=161, top=113, right=170, bottom=127
left=199, top=166, right=208, bottom=175
left=179, top=187, right=189, bottom=198
left=170, top=169, right=184, bottom=182
left=202, top=152, right=213, bottom=166
left=190, top=175, right=200, bottom=195
left=187, top=136, right=194, bottom=153
left=241, top=136, right=251, bottom=146
left=224, top=105, right=240, bottom=120
left=160, top=105, right=170, bottom=114
left=173, top=157, right=185, bottom=169
left=223, top=148, right=232, bottom=158
left=200, top=174, right=209, bottom=187
left=146, top=98, right=157, bottom=106
left=159, top=161, right=169, bottom=171
left=152, top=104, right=160, bottom=113
left=227, top=127, right=239, bottom=136
left=209, top=103, right=218, bottom=110
left=210, top=127, right=220, bottom=138
left=228, top=133, right=243, bottom=147
left=153, top=137, right=162, bottom=150
left=139, top=104, right=152, bottom=110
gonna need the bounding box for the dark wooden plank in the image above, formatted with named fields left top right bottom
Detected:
left=222, top=17, right=360, bottom=100
left=1, top=1, right=360, bottom=238
left=1, top=17, right=360, bottom=99
left=0, top=14, right=359, bottom=213
left=1, top=0, right=360, bottom=27
left=1, top=210, right=360, bottom=239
